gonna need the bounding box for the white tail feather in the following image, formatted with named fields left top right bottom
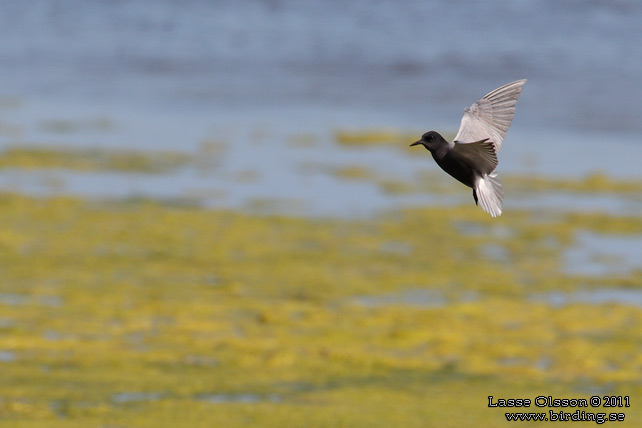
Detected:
left=475, top=172, right=503, bottom=217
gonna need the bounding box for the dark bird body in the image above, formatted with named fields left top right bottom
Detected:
left=411, top=80, right=526, bottom=217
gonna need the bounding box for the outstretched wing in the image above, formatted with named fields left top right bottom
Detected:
left=453, top=79, right=526, bottom=152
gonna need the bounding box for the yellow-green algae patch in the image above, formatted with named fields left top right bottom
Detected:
left=505, top=171, right=642, bottom=194
left=328, top=163, right=642, bottom=198
left=0, top=146, right=193, bottom=173
left=334, top=128, right=456, bottom=152
left=288, top=133, right=318, bottom=148
left=332, top=165, right=375, bottom=180
left=39, top=117, right=115, bottom=134
left=0, top=193, right=641, bottom=427
left=334, top=129, right=420, bottom=147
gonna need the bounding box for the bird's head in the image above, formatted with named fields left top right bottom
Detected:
left=410, top=131, right=445, bottom=151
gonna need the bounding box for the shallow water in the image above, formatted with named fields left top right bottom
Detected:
left=531, top=288, right=642, bottom=308
left=564, top=232, right=642, bottom=276
left=196, top=393, right=281, bottom=404
left=353, top=287, right=642, bottom=309
left=1, top=131, right=641, bottom=219
left=2, top=1, right=642, bottom=219
left=0, top=293, right=63, bottom=307
left=112, top=392, right=166, bottom=404
left=1, top=0, right=641, bottom=133
left=0, top=350, right=16, bottom=363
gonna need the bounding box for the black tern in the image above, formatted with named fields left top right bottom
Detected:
left=410, top=79, right=526, bottom=217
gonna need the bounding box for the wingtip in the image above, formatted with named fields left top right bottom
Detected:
left=509, top=78, right=527, bottom=86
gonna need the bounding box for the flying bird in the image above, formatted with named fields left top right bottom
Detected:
left=410, top=79, right=526, bottom=217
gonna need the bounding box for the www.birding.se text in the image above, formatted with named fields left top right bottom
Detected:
left=504, top=410, right=625, bottom=423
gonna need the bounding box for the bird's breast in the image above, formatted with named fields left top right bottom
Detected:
left=432, top=150, right=479, bottom=189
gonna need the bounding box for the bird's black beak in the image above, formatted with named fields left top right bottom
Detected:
left=410, top=140, right=422, bottom=147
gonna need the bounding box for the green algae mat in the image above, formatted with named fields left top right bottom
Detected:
left=1, top=193, right=641, bottom=427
